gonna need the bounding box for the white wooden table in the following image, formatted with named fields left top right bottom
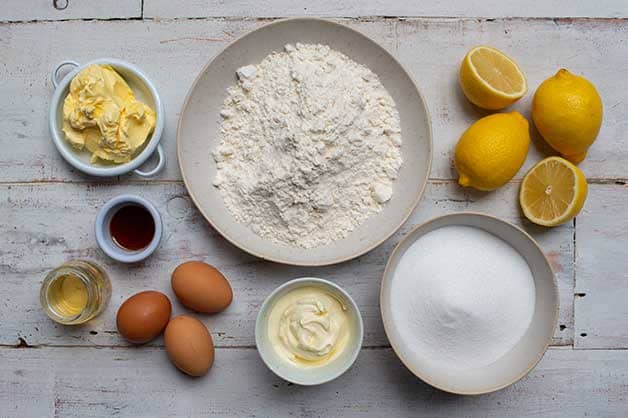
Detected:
left=1, top=1, right=627, bottom=416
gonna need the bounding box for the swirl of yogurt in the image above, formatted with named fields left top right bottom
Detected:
left=268, top=286, right=349, bottom=366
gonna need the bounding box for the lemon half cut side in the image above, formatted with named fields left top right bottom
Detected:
left=459, top=46, right=527, bottom=110
left=520, top=156, right=588, bottom=227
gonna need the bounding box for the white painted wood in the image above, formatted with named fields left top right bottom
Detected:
left=0, top=180, right=574, bottom=347
left=0, top=18, right=626, bottom=182
left=1, top=347, right=627, bottom=416
left=575, top=184, right=628, bottom=348
left=1, top=0, right=141, bottom=22
left=144, top=0, right=628, bottom=18
left=1, top=7, right=627, bottom=416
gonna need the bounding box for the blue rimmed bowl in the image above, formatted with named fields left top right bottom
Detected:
left=95, top=194, right=163, bottom=263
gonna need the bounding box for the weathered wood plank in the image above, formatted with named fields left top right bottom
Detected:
left=0, top=0, right=141, bottom=22
left=0, top=18, right=626, bottom=182
left=395, top=18, right=628, bottom=182
left=143, top=0, right=628, bottom=19
left=0, top=180, right=574, bottom=347
left=1, top=347, right=626, bottom=417
left=575, top=183, right=628, bottom=349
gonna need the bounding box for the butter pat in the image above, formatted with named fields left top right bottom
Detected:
left=62, top=64, right=156, bottom=164
left=267, top=286, right=349, bottom=367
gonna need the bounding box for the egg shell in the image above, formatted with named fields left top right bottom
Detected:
left=116, top=291, right=171, bottom=344
left=164, top=315, right=215, bottom=377
left=171, top=261, right=233, bottom=313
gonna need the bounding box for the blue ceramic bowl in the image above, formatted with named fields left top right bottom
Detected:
left=95, top=194, right=163, bottom=263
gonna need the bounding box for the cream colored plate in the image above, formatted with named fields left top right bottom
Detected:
left=177, top=18, right=432, bottom=266
left=381, top=213, right=559, bottom=394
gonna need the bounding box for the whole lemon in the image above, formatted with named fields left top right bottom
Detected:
left=532, top=69, right=602, bottom=164
left=455, top=112, right=530, bottom=191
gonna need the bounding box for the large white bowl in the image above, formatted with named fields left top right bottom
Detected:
left=381, top=212, right=559, bottom=395
left=177, top=18, right=432, bottom=266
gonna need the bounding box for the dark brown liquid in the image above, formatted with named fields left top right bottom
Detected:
left=109, top=204, right=155, bottom=251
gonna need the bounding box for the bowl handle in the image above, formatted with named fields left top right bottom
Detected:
left=52, top=60, right=79, bottom=89
left=134, top=144, right=166, bottom=178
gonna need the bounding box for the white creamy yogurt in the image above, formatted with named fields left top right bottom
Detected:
left=267, top=286, right=350, bottom=367
left=390, top=225, right=536, bottom=370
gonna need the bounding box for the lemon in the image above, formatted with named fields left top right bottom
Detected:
left=455, top=112, right=530, bottom=191
left=520, top=156, right=588, bottom=226
left=532, top=69, right=603, bottom=164
left=459, top=46, right=527, bottom=110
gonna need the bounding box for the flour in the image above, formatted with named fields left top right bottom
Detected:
left=390, top=226, right=536, bottom=370
left=213, top=43, right=402, bottom=248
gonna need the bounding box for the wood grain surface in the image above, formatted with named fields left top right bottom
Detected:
left=1, top=0, right=141, bottom=22
left=575, top=184, right=628, bottom=349
left=143, top=0, right=628, bottom=18
left=1, top=18, right=627, bottom=182
left=0, top=2, right=627, bottom=416
left=1, top=347, right=626, bottom=416
left=0, top=181, right=575, bottom=348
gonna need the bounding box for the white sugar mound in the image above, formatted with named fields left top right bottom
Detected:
left=390, top=225, right=536, bottom=370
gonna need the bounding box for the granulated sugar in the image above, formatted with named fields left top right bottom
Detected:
left=390, top=225, right=536, bottom=370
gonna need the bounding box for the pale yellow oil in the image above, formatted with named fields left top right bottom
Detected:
left=41, top=260, right=112, bottom=325
left=47, top=274, right=89, bottom=316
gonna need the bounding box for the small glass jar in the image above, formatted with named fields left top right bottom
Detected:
left=40, top=260, right=111, bottom=325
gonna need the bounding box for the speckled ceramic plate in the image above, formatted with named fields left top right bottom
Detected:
left=177, top=18, right=432, bottom=266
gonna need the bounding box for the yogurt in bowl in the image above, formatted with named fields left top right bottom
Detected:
left=255, top=277, right=364, bottom=385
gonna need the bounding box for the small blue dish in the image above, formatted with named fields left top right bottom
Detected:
left=95, top=194, right=162, bottom=263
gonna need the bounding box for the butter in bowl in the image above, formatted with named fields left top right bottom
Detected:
left=49, top=59, right=165, bottom=177
left=255, top=277, right=364, bottom=385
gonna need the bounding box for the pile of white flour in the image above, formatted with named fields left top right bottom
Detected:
left=213, top=43, right=402, bottom=248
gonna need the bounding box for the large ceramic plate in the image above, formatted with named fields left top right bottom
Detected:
left=178, top=18, right=432, bottom=266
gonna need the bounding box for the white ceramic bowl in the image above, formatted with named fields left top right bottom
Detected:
left=256, top=277, right=364, bottom=385
left=178, top=18, right=432, bottom=266
left=94, top=194, right=163, bottom=263
left=49, top=59, right=165, bottom=177
left=381, top=212, right=559, bottom=395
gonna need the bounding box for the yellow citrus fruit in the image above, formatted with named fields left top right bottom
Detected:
left=459, top=46, right=527, bottom=110
left=520, top=156, right=588, bottom=227
left=455, top=112, right=530, bottom=191
left=532, top=69, right=603, bottom=164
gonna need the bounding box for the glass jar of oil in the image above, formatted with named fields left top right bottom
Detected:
left=40, top=260, right=111, bottom=325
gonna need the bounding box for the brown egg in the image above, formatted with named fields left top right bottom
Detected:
left=171, top=261, right=233, bottom=313
left=116, top=291, right=171, bottom=344
left=164, top=315, right=214, bottom=376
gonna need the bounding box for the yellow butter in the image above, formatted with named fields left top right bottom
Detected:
left=62, top=64, right=156, bottom=164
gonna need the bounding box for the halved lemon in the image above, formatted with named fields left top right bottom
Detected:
left=459, top=46, right=527, bottom=110
left=520, top=157, right=588, bottom=227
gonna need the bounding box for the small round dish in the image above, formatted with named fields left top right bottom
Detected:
left=49, top=58, right=166, bottom=177
left=178, top=18, right=432, bottom=266
left=381, top=212, right=558, bottom=395
left=255, top=277, right=364, bottom=385
left=95, top=194, right=163, bottom=263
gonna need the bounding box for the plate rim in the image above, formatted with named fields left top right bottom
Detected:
left=176, top=17, right=433, bottom=266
